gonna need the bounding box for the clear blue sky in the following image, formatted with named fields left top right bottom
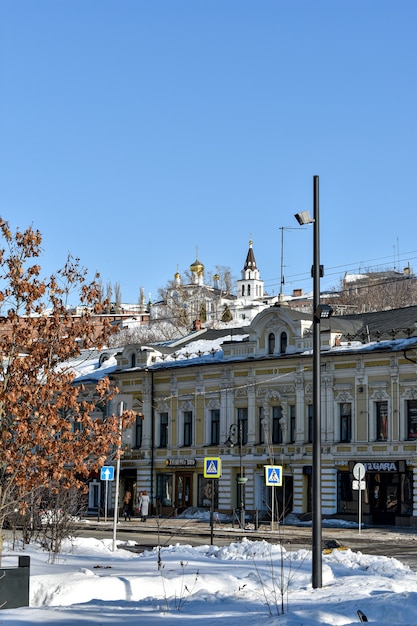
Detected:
left=1, top=1, right=417, bottom=305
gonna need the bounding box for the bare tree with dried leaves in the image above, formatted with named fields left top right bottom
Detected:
left=0, top=219, right=135, bottom=551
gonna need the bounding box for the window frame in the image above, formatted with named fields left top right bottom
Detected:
left=210, top=409, right=220, bottom=445
left=237, top=407, right=248, bottom=445
left=272, top=405, right=283, bottom=444
left=183, top=410, right=193, bottom=446
left=340, top=402, right=352, bottom=443
left=268, top=333, right=275, bottom=355
left=159, top=412, right=169, bottom=448
left=376, top=401, right=388, bottom=441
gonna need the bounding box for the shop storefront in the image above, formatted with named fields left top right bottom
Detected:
left=338, top=460, right=413, bottom=525
left=156, top=458, right=197, bottom=516
left=155, top=458, right=221, bottom=516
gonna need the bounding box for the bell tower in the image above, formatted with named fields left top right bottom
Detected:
left=237, top=238, right=264, bottom=300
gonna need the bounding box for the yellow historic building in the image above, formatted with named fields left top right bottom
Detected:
left=94, top=303, right=417, bottom=527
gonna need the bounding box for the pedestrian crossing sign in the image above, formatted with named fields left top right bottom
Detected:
left=264, top=465, right=283, bottom=486
left=204, top=457, right=222, bottom=478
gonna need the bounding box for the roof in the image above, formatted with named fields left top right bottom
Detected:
left=243, top=240, right=257, bottom=271
left=327, top=305, right=417, bottom=341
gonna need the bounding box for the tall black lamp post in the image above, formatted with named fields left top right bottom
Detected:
left=294, top=175, right=332, bottom=589
left=226, top=422, right=246, bottom=529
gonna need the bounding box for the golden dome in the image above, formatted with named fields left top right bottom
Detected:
left=190, top=247, right=204, bottom=275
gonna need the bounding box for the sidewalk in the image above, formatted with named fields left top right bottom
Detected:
left=76, top=514, right=299, bottom=541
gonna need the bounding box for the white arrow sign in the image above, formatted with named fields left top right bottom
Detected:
left=101, top=466, right=115, bottom=481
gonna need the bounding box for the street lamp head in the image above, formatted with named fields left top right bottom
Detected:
left=314, top=303, right=334, bottom=322
left=225, top=423, right=239, bottom=447
left=294, top=210, right=314, bottom=225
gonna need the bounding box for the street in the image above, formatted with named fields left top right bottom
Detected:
left=74, top=517, right=417, bottom=571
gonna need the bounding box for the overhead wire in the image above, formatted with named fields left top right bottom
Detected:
left=263, top=249, right=417, bottom=293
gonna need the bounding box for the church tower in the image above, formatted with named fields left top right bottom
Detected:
left=190, top=248, right=205, bottom=286
left=237, top=239, right=264, bottom=300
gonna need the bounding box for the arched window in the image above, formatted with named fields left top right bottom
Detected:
left=130, top=353, right=136, bottom=368
left=247, top=284, right=251, bottom=296
left=268, top=333, right=275, bottom=355
left=280, top=332, right=288, bottom=354
left=242, top=285, right=245, bottom=296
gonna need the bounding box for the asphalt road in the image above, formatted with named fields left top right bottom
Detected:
left=74, top=518, right=417, bottom=571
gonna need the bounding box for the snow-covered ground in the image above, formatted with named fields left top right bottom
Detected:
left=2, top=529, right=417, bottom=625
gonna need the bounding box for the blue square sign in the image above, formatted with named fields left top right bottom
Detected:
left=204, top=457, right=221, bottom=478
left=264, top=465, right=282, bottom=486
left=101, top=466, right=115, bottom=481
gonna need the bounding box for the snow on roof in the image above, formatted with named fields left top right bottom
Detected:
left=344, top=273, right=368, bottom=282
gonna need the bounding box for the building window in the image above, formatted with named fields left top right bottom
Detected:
left=156, top=474, right=173, bottom=507
left=376, top=401, right=388, bottom=441
left=407, top=400, right=417, bottom=439
left=268, top=333, right=275, bottom=355
left=340, top=402, right=352, bottom=442
left=289, top=405, right=296, bottom=443
left=183, top=410, right=193, bottom=446
left=198, top=475, right=218, bottom=508
left=210, top=409, right=220, bottom=445
left=159, top=412, right=168, bottom=448
left=247, top=284, right=251, bottom=296
left=307, top=404, right=313, bottom=443
left=135, top=414, right=143, bottom=448
left=272, top=406, right=283, bottom=444
left=258, top=406, right=264, bottom=444
left=237, top=407, right=248, bottom=445
left=280, top=332, right=288, bottom=354
left=242, top=285, right=245, bottom=296
left=337, top=471, right=354, bottom=514
left=130, top=353, right=136, bottom=368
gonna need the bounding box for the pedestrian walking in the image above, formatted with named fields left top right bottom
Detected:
left=136, top=491, right=143, bottom=518
left=138, top=490, right=149, bottom=522
left=123, top=489, right=132, bottom=521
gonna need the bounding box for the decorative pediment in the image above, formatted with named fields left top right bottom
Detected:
left=206, top=399, right=221, bottom=410
left=335, top=391, right=353, bottom=403
left=156, top=401, right=170, bottom=412
left=370, top=389, right=389, bottom=401
left=179, top=400, right=194, bottom=411
left=402, top=388, right=417, bottom=400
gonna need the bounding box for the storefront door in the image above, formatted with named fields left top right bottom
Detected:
left=369, top=472, right=399, bottom=525
left=175, top=473, right=193, bottom=513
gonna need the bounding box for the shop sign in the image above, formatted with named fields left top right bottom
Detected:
left=363, top=461, right=397, bottom=472
left=165, top=458, right=196, bottom=467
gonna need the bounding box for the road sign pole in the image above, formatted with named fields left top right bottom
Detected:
left=112, top=402, right=124, bottom=552
left=353, top=463, right=366, bottom=535
left=271, top=485, right=275, bottom=531
left=210, top=478, right=214, bottom=546
left=358, top=466, right=363, bottom=534
left=105, top=480, right=108, bottom=523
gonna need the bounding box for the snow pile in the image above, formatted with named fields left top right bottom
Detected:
left=3, top=535, right=417, bottom=625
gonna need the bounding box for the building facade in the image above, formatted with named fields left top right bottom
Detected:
left=91, top=304, right=417, bottom=527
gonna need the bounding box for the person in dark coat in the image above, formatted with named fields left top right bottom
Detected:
left=123, top=490, right=132, bottom=521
